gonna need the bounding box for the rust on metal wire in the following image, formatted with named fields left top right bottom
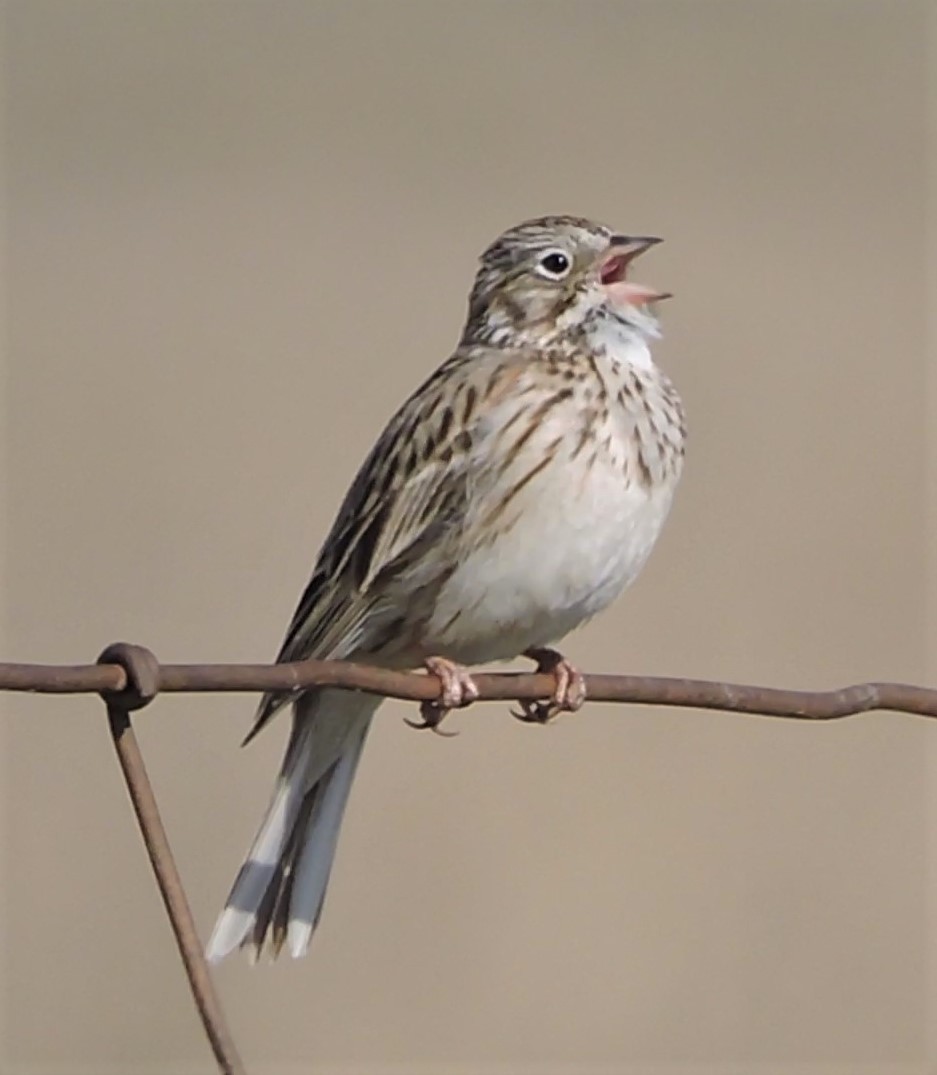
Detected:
left=97, top=644, right=246, bottom=1075
left=0, top=644, right=933, bottom=722
left=8, top=641, right=936, bottom=1075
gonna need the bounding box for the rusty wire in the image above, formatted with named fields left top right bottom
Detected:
left=6, top=648, right=937, bottom=720
left=7, top=642, right=937, bottom=1075
left=95, top=644, right=245, bottom=1075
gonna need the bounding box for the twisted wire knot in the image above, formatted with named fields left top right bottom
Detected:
left=96, top=642, right=161, bottom=711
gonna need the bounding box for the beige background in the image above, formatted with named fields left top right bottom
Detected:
left=2, top=1, right=933, bottom=1072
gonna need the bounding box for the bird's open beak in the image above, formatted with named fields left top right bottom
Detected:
left=598, top=236, right=671, bottom=306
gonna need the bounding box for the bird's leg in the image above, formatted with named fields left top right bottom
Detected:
left=405, top=656, right=481, bottom=736
left=512, top=647, right=587, bottom=724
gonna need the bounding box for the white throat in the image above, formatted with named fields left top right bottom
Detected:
left=586, top=312, right=660, bottom=372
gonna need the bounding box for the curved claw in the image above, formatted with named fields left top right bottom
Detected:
left=511, top=700, right=554, bottom=724
left=404, top=703, right=460, bottom=737
left=405, top=656, right=480, bottom=735
left=512, top=647, right=587, bottom=724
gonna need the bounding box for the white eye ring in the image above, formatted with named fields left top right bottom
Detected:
left=535, top=248, right=573, bottom=280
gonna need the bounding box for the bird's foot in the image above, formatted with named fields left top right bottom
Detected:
left=512, top=647, right=587, bottom=724
left=405, top=656, right=480, bottom=736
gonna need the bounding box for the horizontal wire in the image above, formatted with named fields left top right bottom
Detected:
left=1, top=650, right=935, bottom=721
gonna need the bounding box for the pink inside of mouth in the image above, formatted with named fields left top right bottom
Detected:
left=600, top=249, right=667, bottom=306
left=600, top=254, right=629, bottom=285
left=606, top=280, right=665, bottom=306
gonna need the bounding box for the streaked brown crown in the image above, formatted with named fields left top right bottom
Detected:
left=463, top=215, right=618, bottom=346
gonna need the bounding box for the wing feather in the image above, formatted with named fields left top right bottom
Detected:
left=245, top=350, right=499, bottom=739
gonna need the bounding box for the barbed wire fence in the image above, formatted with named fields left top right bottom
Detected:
left=7, top=640, right=937, bottom=1075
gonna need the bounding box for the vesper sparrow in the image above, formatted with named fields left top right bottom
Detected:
left=207, top=215, right=686, bottom=962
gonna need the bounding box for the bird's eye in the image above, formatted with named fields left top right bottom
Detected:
left=536, top=249, right=572, bottom=280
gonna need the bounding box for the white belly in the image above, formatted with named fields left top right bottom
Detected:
left=425, top=423, right=677, bottom=665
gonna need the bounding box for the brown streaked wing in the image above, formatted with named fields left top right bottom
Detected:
left=244, top=349, right=496, bottom=741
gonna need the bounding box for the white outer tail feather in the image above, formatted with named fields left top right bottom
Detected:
left=284, top=729, right=367, bottom=958
left=206, top=690, right=378, bottom=963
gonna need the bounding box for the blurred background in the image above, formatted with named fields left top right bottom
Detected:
left=2, top=1, right=933, bottom=1072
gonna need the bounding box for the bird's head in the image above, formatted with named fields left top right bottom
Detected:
left=462, top=215, right=669, bottom=348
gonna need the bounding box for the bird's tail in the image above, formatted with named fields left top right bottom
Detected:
left=206, top=689, right=378, bottom=962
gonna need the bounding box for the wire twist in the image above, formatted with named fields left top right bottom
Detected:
left=4, top=641, right=933, bottom=1075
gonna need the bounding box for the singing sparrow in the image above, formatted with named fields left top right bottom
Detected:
left=207, top=215, right=686, bottom=962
